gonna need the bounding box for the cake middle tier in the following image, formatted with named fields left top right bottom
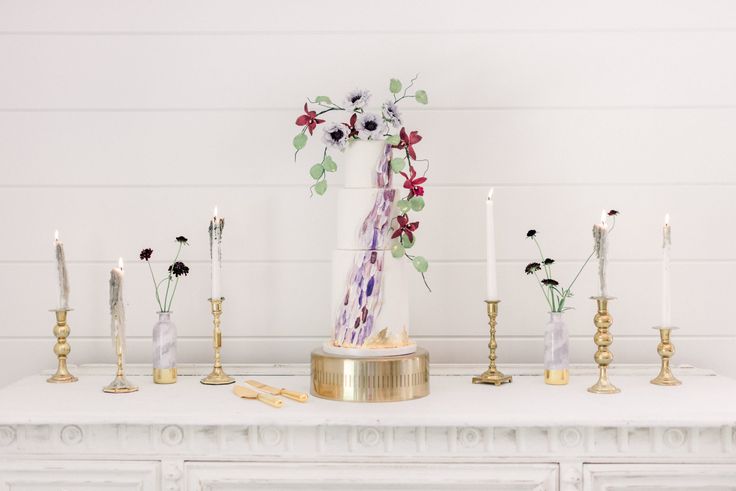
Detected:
left=336, top=187, right=399, bottom=251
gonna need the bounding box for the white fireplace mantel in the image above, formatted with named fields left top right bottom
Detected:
left=1, top=363, right=735, bottom=490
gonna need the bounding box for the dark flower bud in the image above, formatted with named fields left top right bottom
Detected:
left=543, top=258, right=555, bottom=265
left=541, top=279, right=559, bottom=286
left=526, top=229, right=537, bottom=238
left=175, top=236, right=188, bottom=244
left=139, top=248, right=153, bottom=261
left=524, top=262, right=542, bottom=275
left=607, top=210, right=619, bottom=216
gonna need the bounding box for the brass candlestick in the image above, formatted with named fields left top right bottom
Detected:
left=472, top=300, right=512, bottom=386
left=588, top=296, right=620, bottom=394
left=201, top=297, right=234, bottom=385
left=47, top=308, right=78, bottom=383
left=651, top=326, right=681, bottom=386
left=103, top=331, right=138, bottom=394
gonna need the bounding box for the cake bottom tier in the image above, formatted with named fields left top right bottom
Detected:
left=329, top=249, right=413, bottom=356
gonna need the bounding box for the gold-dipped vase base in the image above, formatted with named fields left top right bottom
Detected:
left=544, top=369, right=569, bottom=385
left=311, top=347, right=429, bottom=402
left=153, top=367, right=177, bottom=384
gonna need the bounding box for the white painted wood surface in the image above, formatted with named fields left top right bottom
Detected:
left=0, top=1, right=735, bottom=388
left=0, top=365, right=735, bottom=490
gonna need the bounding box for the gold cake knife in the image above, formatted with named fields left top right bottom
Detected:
left=246, top=380, right=309, bottom=402
left=233, top=385, right=283, bottom=408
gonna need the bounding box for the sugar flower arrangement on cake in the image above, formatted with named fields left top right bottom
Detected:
left=292, top=76, right=431, bottom=283
left=524, top=210, right=620, bottom=312
left=139, top=236, right=190, bottom=312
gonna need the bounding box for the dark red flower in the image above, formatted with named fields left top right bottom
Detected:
left=400, top=165, right=427, bottom=199
left=608, top=209, right=619, bottom=216
left=295, top=103, right=325, bottom=135
left=139, top=248, right=153, bottom=261
left=391, top=214, right=419, bottom=242
left=395, top=127, right=422, bottom=160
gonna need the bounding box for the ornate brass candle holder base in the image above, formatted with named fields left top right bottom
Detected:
left=472, top=300, right=512, bottom=386
left=47, top=308, right=78, bottom=384
left=201, top=297, right=234, bottom=385
left=651, top=327, right=682, bottom=386
left=588, top=296, right=620, bottom=394
left=311, top=347, right=429, bottom=402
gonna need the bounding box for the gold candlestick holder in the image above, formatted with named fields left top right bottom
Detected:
left=588, top=296, right=620, bottom=394
left=103, top=334, right=138, bottom=394
left=651, top=326, right=681, bottom=386
left=472, top=300, right=512, bottom=386
left=47, top=308, right=78, bottom=383
left=201, top=297, right=234, bottom=385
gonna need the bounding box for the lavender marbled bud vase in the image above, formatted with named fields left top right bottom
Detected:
left=543, top=312, right=570, bottom=385
left=152, top=312, right=177, bottom=384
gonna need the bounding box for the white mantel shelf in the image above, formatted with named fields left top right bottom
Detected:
left=1, top=364, right=736, bottom=490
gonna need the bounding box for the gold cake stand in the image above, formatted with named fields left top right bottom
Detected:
left=311, top=347, right=430, bottom=402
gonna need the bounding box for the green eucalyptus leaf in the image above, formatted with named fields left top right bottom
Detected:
left=386, top=135, right=401, bottom=145
left=390, top=157, right=406, bottom=173
left=401, top=234, right=415, bottom=249
left=412, top=256, right=429, bottom=273
left=415, top=90, right=429, bottom=105
left=293, top=133, right=308, bottom=150
left=315, top=96, right=332, bottom=104
left=391, top=242, right=405, bottom=258
left=409, top=196, right=425, bottom=212
left=309, top=164, right=325, bottom=180
left=322, top=155, right=337, bottom=172
left=389, top=78, right=402, bottom=94
left=314, top=180, right=328, bottom=196
left=397, top=199, right=411, bottom=213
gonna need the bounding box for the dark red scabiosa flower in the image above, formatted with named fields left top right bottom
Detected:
left=543, top=258, right=555, bottom=265
left=395, top=127, right=422, bottom=160
left=608, top=209, right=619, bottom=216
left=295, top=103, right=325, bottom=136
left=525, top=262, right=541, bottom=275
left=526, top=230, right=537, bottom=238
left=400, top=166, right=427, bottom=199
left=168, top=261, right=190, bottom=277
left=391, top=214, right=420, bottom=242
left=541, top=279, right=559, bottom=286
left=139, top=248, right=153, bottom=261
left=175, top=236, right=188, bottom=244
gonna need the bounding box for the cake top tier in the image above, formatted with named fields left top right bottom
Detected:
left=341, top=140, right=398, bottom=190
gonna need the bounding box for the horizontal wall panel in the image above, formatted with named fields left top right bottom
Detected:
left=4, top=260, right=729, bottom=339
left=0, top=186, right=731, bottom=262
left=3, top=1, right=736, bottom=32
left=2, top=32, right=736, bottom=109
left=2, top=108, right=735, bottom=186
left=2, top=335, right=733, bottom=389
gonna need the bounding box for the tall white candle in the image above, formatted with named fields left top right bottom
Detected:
left=662, top=213, right=672, bottom=327
left=209, top=207, right=224, bottom=299
left=592, top=210, right=609, bottom=298
left=485, top=189, right=498, bottom=300
left=54, top=230, right=70, bottom=309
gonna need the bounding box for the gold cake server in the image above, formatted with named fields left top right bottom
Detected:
left=246, top=379, right=309, bottom=402
left=233, top=385, right=283, bottom=408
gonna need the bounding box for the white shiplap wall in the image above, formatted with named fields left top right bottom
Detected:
left=1, top=1, right=735, bottom=387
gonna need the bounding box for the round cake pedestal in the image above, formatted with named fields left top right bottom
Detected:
left=311, top=347, right=430, bottom=402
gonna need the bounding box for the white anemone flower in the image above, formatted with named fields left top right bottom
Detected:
left=322, top=122, right=350, bottom=150
left=356, top=113, right=386, bottom=141
left=344, top=89, right=371, bottom=111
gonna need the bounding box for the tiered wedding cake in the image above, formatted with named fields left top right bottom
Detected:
left=324, top=140, right=416, bottom=357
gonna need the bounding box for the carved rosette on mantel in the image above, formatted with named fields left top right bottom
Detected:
left=311, top=141, right=429, bottom=402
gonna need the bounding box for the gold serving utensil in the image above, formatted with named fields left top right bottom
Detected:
left=246, top=379, right=309, bottom=402
left=233, top=385, right=283, bottom=408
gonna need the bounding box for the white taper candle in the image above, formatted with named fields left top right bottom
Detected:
left=662, top=213, right=672, bottom=327
left=485, top=189, right=498, bottom=300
